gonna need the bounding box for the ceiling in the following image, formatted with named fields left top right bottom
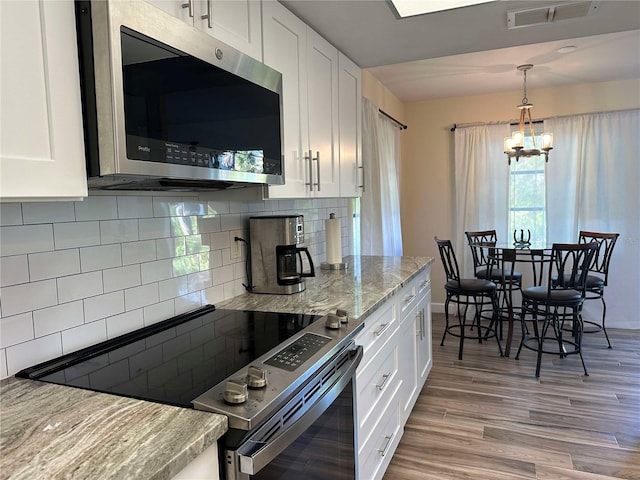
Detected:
left=279, top=0, right=640, bottom=102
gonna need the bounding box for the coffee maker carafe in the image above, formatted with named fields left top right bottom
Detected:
left=249, top=215, right=315, bottom=294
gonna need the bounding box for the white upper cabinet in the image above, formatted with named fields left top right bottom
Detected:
left=262, top=0, right=342, bottom=199
left=261, top=0, right=309, bottom=198
left=262, top=0, right=340, bottom=198
left=338, top=53, right=362, bottom=198
left=0, top=0, right=88, bottom=201
left=306, top=29, right=340, bottom=198
left=146, top=0, right=262, bottom=61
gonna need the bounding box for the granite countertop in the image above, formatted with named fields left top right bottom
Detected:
left=219, top=255, right=434, bottom=320
left=0, top=377, right=227, bottom=480
left=0, top=255, right=432, bottom=480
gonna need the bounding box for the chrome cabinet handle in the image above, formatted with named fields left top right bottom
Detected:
left=313, top=151, right=320, bottom=191
left=405, top=294, right=416, bottom=304
left=420, top=310, right=425, bottom=340
left=182, top=0, right=193, bottom=17
left=358, top=165, right=365, bottom=191
left=305, top=150, right=313, bottom=191
left=200, top=0, right=212, bottom=28
left=419, top=280, right=429, bottom=291
left=415, top=310, right=423, bottom=339
left=378, top=434, right=394, bottom=457
left=376, top=373, right=391, bottom=391
left=374, top=322, right=391, bottom=337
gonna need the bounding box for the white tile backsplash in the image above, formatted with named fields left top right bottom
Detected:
left=54, top=222, right=101, bottom=249
left=0, top=279, right=58, bottom=317
left=141, top=259, right=173, bottom=285
left=0, top=225, right=54, bottom=256
left=156, top=236, right=186, bottom=260
left=0, top=193, right=352, bottom=378
left=124, top=283, right=159, bottom=311
left=29, top=249, right=81, bottom=281
left=6, top=333, right=62, bottom=375
left=121, top=240, right=157, bottom=265
left=143, top=300, right=175, bottom=326
left=22, top=202, right=76, bottom=224
left=139, top=217, right=171, bottom=240
left=74, top=196, right=118, bottom=221
left=57, top=271, right=104, bottom=304
left=80, top=244, right=122, bottom=272
left=0, top=313, right=34, bottom=349
left=158, top=276, right=189, bottom=302
left=100, top=219, right=139, bottom=244
left=117, top=196, right=154, bottom=219
left=84, top=291, right=125, bottom=323
left=106, top=309, right=144, bottom=339
left=61, top=319, right=107, bottom=354
left=103, top=264, right=141, bottom=293
left=0, top=255, right=29, bottom=287
left=0, top=203, right=23, bottom=226
left=33, top=301, right=84, bottom=337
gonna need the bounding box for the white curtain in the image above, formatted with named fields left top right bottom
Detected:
left=361, top=98, right=403, bottom=256
left=545, top=109, right=640, bottom=329
left=453, top=123, right=511, bottom=276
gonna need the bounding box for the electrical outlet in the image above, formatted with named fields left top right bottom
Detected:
left=230, top=230, right=243, bottom=259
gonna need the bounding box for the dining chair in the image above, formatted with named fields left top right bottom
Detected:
left=465, top=230, right=522, bottom=339
left=435, top=237, right=503, bottom=360
left=577, top=231, right=620, bottom=348
left=515, top=242, right=598, bottom=377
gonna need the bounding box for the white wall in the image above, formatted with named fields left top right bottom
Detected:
left=399, top=78, right=640, bottom=328
left=0, top=191, right=351, bottom=378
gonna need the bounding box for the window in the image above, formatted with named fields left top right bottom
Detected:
left=508, top=133, right=546, bottom=245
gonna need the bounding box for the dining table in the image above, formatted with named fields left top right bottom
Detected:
left=474, top=241, right=555, bottom=357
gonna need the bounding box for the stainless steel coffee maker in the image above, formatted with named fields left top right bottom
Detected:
left=249, top=215, right=315, bottom=294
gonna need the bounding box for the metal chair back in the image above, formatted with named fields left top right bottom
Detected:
left=465, top=230, right=497, bottom=277
left=579, top=231, right=620, bottom=286
left=548, top=242, right=598, bottom=296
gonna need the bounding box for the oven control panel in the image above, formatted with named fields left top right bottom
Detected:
left=264, top=333, right=331, bottom=371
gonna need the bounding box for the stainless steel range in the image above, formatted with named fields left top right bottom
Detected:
left=16, top=305, right=363, bottom=480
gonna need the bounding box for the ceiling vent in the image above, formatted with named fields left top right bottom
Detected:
left=507, top=1, right=599, bottom=29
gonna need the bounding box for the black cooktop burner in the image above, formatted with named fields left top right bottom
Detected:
left=16, top=305, right=323, bottom=408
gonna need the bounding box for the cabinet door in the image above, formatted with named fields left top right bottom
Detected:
left=146, top=0, right=262, bottom=61
left=262, top=0, right=309, bottom=198
left=306, top=28, right=340, bottom=198
left=397, top=308, right=419, bottom=424
left=145, top=0, right=195, bottom=25
left=417, top=284, right=433, bottom=387
left=196, top=0, right=262, bottom=61
left=338, top=53, right=362, bottom=198
left=0, top=0, right=87, bottom=200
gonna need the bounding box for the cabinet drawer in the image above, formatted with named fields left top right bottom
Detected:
left=355, top=300, right=398, bottom=365
left=398, top=281, right=418, bottom=319
left=357, top=390, right=402, bottom=480
left=355, top=338, right=399, bottom=443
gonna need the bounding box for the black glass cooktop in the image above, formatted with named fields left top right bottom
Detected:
left=16, top=305, right=323, bottom=408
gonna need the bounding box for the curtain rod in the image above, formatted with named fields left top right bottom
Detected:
left=379, top=109, right=408, bottom=130
left=450, top=120, right=542, bottom=132
left=449, top=108, right=639, bottom=132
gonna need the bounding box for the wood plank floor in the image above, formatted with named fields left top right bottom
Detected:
left=384, top=313, right=640, bottom=480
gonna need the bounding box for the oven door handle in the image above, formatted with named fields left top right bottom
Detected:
left=236, top=345, right=363, bottom=476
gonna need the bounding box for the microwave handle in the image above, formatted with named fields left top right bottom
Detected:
left=236, top=345, right=363, bottom=476
left=297, top=247, right=315, bottom=278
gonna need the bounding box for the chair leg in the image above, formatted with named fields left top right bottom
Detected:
left=576, top=311, right=589, bottom=376
left=457, top=300, right=466, bottom=360
left=441, top=298, right=451, bottom=347
left=601, top=296, right=612, bottom=349
left=492, top=293, right=503, bottom=357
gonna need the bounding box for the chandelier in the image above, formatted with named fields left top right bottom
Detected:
left=504, top=64, right=553, bottom=165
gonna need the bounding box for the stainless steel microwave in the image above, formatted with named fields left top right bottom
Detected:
left=76, top=0, right=284, bottom=191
